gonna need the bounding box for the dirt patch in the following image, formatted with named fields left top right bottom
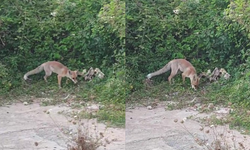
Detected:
left=0, top=102, right=125, bottom=150
left=126, top=102, right=250, bottom=150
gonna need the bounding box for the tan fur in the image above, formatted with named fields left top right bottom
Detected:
left=146, top=59, right=199, bottom=90
left=24, top=61, right=78, bottom=88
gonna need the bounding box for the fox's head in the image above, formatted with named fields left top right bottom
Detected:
left=69, top=70, right=78, bottom=84
left=191, top=75, right=200, bottom=90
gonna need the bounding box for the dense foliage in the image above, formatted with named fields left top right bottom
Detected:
left=126, top=0, right=250, bottom=89
left=0, top=0, right=125, bottom=91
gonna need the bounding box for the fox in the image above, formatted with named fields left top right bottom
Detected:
left=23, top=61, right=78, bottom=88
left=146, top=59, right=200, bottom=90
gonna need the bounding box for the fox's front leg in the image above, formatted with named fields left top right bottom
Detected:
left=57, top=75, right=62, bottom=88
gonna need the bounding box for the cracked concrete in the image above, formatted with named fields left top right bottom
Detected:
left=0, top=102, right=125, bottom=150
left=126, top=104, right=250, bottom=150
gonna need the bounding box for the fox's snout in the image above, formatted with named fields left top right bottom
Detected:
left=69, top=70, right=78, bottom=84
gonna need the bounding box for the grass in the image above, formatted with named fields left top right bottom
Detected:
left=127, top=78, right=205, bottom=108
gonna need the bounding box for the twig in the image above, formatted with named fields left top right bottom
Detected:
left=0, top=36, right=5, bottom=46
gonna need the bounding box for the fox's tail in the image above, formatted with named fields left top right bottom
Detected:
left=23, top=65, right=44, bottom=80
left=147, top=62, right=171, bottom=79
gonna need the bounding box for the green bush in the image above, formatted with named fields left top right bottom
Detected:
left=0, top=62, right=12, bottom=92
left=0, top=0, right=125, bottom=93
left=126, top=0, right=250, bottom=89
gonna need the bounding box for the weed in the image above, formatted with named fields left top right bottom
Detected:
left=67, top=121, right=106, bottom=150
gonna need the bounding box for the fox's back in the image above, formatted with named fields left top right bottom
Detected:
left=42, top=61, right=68, bottom=74
left=46, top=61, right=66, bottom=68
left=171, top=59, right=196, bottom=72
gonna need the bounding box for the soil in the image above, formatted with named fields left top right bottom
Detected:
left=126, top=102, right=250, bottom=150
left=0, top=101, right=125, bottom=150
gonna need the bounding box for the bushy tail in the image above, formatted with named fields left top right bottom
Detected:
left=147, top=62, right=171, bottom=79
left=23, top=65, right=44, bottom=80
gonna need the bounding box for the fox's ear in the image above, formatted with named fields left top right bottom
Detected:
left=68, top=70, right=72, bottom=75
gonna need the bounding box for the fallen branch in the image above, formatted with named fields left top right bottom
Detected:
left=78, top=67, right=105, bottom=81
left=199, top=67, right=231, bottom=82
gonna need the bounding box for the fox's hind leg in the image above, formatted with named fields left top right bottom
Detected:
left=168, top=68, right=178, bottom=84
left=43, top=68, right=52, bottom=82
